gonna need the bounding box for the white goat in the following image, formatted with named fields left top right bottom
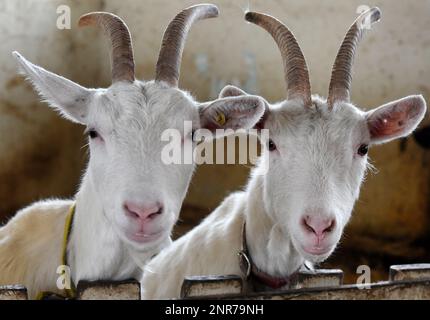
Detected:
left=141, top=8, right=427, bottom=299
left=0, top=5, right=265, bottom=299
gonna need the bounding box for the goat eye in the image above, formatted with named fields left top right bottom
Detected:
left=268, top=139, right=277, bottom=151
left=88, top=130, right=99, bottom=139
left=357, top=144, right=368, bottom=156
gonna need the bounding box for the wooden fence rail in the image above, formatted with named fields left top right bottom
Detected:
left=1, top=263, right=429, bottom=300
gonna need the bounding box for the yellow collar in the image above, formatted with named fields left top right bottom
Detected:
left=62, top=203, right=77, bottom=298
left=36, top=203, right=77, bottom=300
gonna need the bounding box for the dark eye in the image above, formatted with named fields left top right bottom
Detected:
left=357, top=144, right=368, bottom=156
left=268, top=139, right=277, bottom=151
left=88, top=130, right=98, bottom=139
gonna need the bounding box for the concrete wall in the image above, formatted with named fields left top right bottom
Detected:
left=0, top=0, right=103, bottom=220
left=0, top=0, right=429, bottom=257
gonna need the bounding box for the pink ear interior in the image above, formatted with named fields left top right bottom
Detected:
left=367, top=95, right=426, bottom=142
left=369, top=109, right=409, bottom=138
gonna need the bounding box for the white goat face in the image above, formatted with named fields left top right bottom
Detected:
left=13, top=52, right=265, bottom=251
left=261, top=95, right=426, bottom=263
left=244, top=8, right=427, bottom=263
left=86, top=82, right=198, bottom=250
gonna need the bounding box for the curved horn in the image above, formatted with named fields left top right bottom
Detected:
left=327, top=7, right=381, bottom=107
left=155, top=4, right=219, bottom=87
left=245, top=12, right=311, bottom=106
left=79, top=12, right=135, bottom=83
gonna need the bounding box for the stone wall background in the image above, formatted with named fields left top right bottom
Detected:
left=0, top=0, right=429, bottom=281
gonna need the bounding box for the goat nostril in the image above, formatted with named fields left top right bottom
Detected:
left=123, top=202, right=163, bottom=221
left=148, top=207, right=163, bottom=220
left=302, top=216, right=335, bottom=236
left=324, top=220, right=336, bottom=234
left=302, top=217, right=316, bottom=234
left=124, top=204, right=139, bottom=219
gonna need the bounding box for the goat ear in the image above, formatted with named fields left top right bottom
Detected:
left=199, top=95, right=265, bottom=132
left=12, top=51, right=93, bottom=124
left=218, top=85, right=248, bottom=98
left=366, top=95, right=427, bottom=145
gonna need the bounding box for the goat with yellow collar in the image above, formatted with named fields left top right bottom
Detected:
left=0, top=5, right=265, bottom=299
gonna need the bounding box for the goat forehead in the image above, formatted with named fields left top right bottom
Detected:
left=271, top=99, right=365, bottom=144
left=98, top=82, right=197, bottom=134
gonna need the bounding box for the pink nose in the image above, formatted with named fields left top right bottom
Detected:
left=302, top=215, right=335, bottom=238
left=124, top=202, right=163, bottom=222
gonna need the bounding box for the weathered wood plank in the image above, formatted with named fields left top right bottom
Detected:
left=389, top=264, right=430, bottom=282
left=77, top=279, right=140, bottom=300
left=181, top=275, right=243, bottom=298
left=0, top=285, right=28, bottom=300
left=293, top=269, right=343, bottom=289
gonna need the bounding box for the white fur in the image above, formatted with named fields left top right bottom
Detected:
left=0, top=54, right=264, bottom=298
left=141, top=93, right=426, bottom=299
